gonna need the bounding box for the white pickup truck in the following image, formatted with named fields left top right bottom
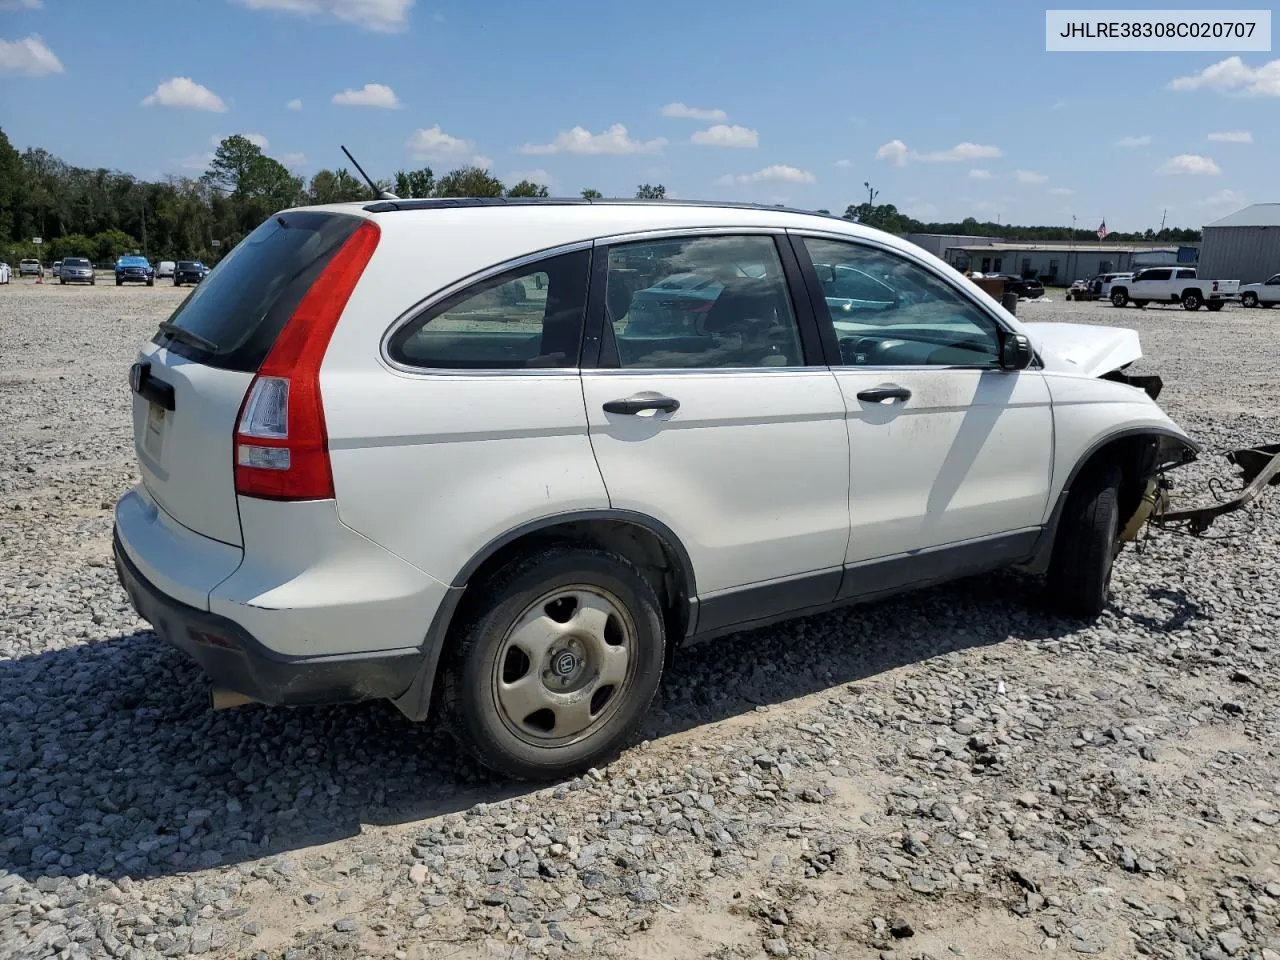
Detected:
left=1109, top=266, right=1239, bottom=312
left=1240, top=273, right=1280, bottom=309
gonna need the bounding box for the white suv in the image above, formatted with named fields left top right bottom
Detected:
left=114, top=199, right=1203, bottom=779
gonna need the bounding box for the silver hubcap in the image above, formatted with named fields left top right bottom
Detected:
left=492, top=586, right=634, bottom=744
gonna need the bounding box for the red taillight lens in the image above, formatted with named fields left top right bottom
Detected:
left=233, top=219, right=380, bottom=500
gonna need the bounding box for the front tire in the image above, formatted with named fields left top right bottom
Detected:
left=442, top=546, right=666, bottom=781
left=115, top=279, right=122, bottom=286
left=1182, top=291, right=1202, bottom=311
left=1110, top=290, right=1128, bottom=307
left=1242, top=292, right=1258, bottom=308
left=1046, top=461, right=1122, bottom=617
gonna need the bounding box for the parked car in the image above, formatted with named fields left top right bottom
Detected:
left=156, top=260, right=177, bottom=279
left=0, top=261, right=10, bottom=284
left=58, top=257, right=96, bottom=285
left=994, top=275, right=1045, bottom=300
left=115, top=198, right=1222, bottom=780
left=1092, top=272, right=1132, bottom=301
left=18, top=259, right=42, bottom=277
left=172, top=260, right=208, bottom=286
left=1240, top=273, right=1280, bottom=308
left=115, top=256, right=155, bottom=286
left=1109, top=267, right=1239, bottom=311
left=1065, top=278, right=1093, bottom=301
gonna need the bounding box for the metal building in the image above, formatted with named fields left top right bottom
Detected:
left=1199, top=203, right=1280, bottom=284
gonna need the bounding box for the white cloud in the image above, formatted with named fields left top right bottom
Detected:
left=1198, top=188, right=1246, bottom=207
left=905, top=200, right=940, bottom=220
left=968, top=169, right=993, bottom=180
left=1158, top=153, right=1222, bottom=175
left=1208, top=130, right=1252, bottom=143
left=233, top=0, right=413, bottom=32
left=142, top=77, right=227, bottom=112
left=278, top=152, right=307, bottom=169
left=1049, top=187, right=1074, bottom=196
left=690, top=124, right=758, bottom=148
left=716, top=164, right=815, bottom=185
left=834, top=159, right=853, bottom=168
left=212, top=132, right=269, bottom=149
left=518, top=124, right=666, bottom=156
left=660, top=102, right=727, bottom=122
left=176, top=152, right=215, bottom=172
left=471, top=154, right=493, bottom=170
left=1168, top=56, right=1280, bottom=97
left=1015, top=169, right=1048, bottom=185
left=286, top=98, right=302, bottom=110
left=875, top=139, right=909, bottom=166
left=0, top=35, right=63, bottom=76
left=1116, top=134, right=1152, bottom=147
left=0, top=0, right=43, bottom=9
left=407, top=124, right=473, bottom=159
left=508, top=168, right=553, bottom=186
left=876, top=139, right=1001, bottom=165
left=332, top=82, right=400, bottom=108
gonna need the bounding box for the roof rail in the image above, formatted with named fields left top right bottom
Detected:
left=362, top=195, right=848, bottom=221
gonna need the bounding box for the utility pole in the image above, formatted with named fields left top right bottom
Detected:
left=1159, top=209, right=1167, bottom=234
left=141, top=202, right=148, bottom=260
left=863, top=181, right=878, bottom=207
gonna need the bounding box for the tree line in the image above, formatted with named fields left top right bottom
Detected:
left=0, top=127, right=1198, bottom=267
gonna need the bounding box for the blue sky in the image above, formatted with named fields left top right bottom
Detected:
left=1, top=0, right=1275, bottom=231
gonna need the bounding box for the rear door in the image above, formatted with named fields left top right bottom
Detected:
left=131, top=210, right=365, bottom=546
left=580, top=230, right=850, bottom=626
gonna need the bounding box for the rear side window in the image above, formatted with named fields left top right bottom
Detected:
left=387, top=249, right=591, bottom=370
left=155, top=211, right=361, bottom=372
left=1176, top=268, right=1195, bottom=279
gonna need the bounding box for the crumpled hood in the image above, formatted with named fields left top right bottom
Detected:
left=1021, top=322, right=1144, bottom=377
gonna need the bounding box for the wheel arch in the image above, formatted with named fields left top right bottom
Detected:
left=1022, top=426, right=1199, bottom=575
left=392, top=510, right=698, bottom=722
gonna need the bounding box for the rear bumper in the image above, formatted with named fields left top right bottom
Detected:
left=114, top=527, right=422, bottom=706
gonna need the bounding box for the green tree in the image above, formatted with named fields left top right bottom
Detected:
left=434, top=166, right=505, bottom=198
left=48, top=233, right=94, bottom=261
left=393, top=167, right=436, bottom=199
left=635, top=183, right=665, bottom=199
left=309, top=168, right=369, bottom=204
left=202, top=135, right=264, bottom=194
left=0, top=128, right=24, bottom=246
left=580, top=188, right=603, bottom=200
left=91, top=229, right=139, bottom=263
left=506, top=179, right=549, bottom=198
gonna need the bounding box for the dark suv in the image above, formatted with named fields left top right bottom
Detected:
left=173, top=261, right=208, bottom=286
left=115, top=256, right=155, bottom=286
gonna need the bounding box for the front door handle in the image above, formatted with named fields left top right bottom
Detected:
left=603, top=395, right=680, bottom=415
left=856, top=385, right=911, bottom=403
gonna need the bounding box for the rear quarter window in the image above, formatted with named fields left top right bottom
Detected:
left=155, top=211, right=361, bottom=372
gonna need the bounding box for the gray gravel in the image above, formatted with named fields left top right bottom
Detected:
left=2, top=281, right=1279, bottom=959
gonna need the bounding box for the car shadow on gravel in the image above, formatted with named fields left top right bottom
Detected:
left=0, top=572, right=1080, bottom=884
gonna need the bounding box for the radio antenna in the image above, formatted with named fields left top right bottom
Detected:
left=341, top=145, right=398, bottom=201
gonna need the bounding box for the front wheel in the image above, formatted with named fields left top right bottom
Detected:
left=1182, top=291, right=1202, bottom=311
left=146, top=279, right=154, bottom=287
left=115, top=279, right=122, bottom=286
left=1110, top=290, right=1128, bottom=307
left=442, top=546, right=666, bottom=781
left=1242, top=292, right=1258, bottom=308
left=1046, top=461, right=1122, bottom=617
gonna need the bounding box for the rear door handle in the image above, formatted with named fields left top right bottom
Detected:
left=603, top=395, right=680, bottom=415
left=856, top=385, right=911, bottom=403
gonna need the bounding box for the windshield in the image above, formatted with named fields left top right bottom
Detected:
left=177, top=261, right=200, bottom=269
left=65, top=258, right=90, bottom=267
left=119, top=257, right=148, bottom=266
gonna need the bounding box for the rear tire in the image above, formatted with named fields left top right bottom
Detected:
left=1242, top=292, right=1258, bottom=308
left=442, top=546, right=666, bottom=781
left=1110, top=290, right=1128, bottom=307
left=1046, top=461, right=1122, bottom=617
left=1182, top=291, right=1202, bottom=311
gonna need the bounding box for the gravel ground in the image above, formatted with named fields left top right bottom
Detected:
left=2, top=280, right=1279, bottom=960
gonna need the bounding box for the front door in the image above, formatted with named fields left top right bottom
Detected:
left=791, top=234, right=1053, bottom=583
left=580, top=232, right=850, bottom=631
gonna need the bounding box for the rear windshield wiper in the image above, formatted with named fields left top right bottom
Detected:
left=157, top=321, right=219, bottom=353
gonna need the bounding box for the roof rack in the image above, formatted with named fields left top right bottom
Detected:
left=362, top=196, right=847, bottom=221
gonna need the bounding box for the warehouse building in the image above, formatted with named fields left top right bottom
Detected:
left=904, top=233, right=1002, bottom=259
left=942, top=242, right=1196, bottom=284
left=1198, top=203, right=1280, bottom=284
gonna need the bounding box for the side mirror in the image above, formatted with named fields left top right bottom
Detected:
left=1000, top=332, right=1034, bottom=371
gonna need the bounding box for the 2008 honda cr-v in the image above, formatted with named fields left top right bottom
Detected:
left=114, top=197, right=1203, bottom=780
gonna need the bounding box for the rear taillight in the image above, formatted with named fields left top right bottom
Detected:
left=233, top=219, right=380, bottom=500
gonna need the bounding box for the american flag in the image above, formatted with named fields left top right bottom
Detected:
left=1096, top=219, right=1109, bottom=240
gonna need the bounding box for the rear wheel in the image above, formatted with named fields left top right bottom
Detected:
left=1182, top=290, right=1202, bottom=311
left=174, top=280, right=181, bottom=287
left=1242, top=292, right=1259, bottom=308
left=1046, top=461, right=1122, bottom=617
left=1110, top=290, right=1128, bottom=307
left=442, top=546, right=666, bottom=780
